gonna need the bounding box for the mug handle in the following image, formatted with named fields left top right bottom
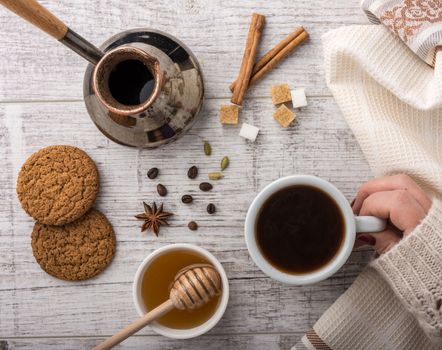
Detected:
left=355, top=216, right=387, bottom=233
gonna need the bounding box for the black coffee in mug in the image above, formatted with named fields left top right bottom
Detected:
left=255, top=185, right=345, bottom=274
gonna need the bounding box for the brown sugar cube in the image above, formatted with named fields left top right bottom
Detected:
left=219, top=104, right=240, bottom=124
left=271, top=83, right=292, bottom=105
left=273, top=104, right=296, bottom=127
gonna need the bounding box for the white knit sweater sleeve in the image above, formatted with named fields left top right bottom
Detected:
left=371, top=199, right=442, bottom=344
left=297, top=267, right=439, bottom=350
left=293, top=200, right=442, bottom=350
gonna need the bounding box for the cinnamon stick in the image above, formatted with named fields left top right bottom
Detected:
left=231, top=13, right=265, bottom=105
left=230, top=27, right=305, bottom=92
left=230, top=28, right=309, bottom=92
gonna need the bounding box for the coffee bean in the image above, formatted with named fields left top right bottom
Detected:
left=199, top=182, right=213, bottom=191
left=187, top=166, right=198, bottom=179
left=157, top=184, right=167, bottom=196
left=188, top=221, right=198, bottom=231
left=207, top=203, right=216, bottom=214
left=182, top=194, right=193, bottom=204
left=147, top=167, right=159, bottom=179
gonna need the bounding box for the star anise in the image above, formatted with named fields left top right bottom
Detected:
left=135, top=202, right=173, bottom=236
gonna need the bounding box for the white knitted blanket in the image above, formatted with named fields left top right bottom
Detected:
left=291, top=6, right=442, bottom=350
left=322, top=25, right=442, bottom=197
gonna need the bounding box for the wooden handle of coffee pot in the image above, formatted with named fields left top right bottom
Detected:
left=0, top=0, right=68, bottom=39
left=0, top=0, right=103, bottom=64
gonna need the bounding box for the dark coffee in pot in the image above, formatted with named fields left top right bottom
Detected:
left=255, top=185, right=345, bottom=274
left=108, top=59, right=155, bottom=106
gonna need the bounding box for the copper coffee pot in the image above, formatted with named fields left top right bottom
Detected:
left=0, top=0, right=204, bottom=148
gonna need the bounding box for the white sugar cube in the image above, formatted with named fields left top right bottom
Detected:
left=239, top=123, right=259, bottom=142
left=291, top=88, right=307, bottom=108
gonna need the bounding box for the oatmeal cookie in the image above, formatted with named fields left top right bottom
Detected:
left=17, top=145, right=99, bottom=225
left=31, top=209, right=116, bottom=281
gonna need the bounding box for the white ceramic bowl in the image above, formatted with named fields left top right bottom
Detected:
left=132, top=243, right=229, bottom=339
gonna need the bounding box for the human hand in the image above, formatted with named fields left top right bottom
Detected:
left=352, top=174, right=432, bottom=254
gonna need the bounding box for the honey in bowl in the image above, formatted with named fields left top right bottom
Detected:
left=141, top=249, right=221, bottom=329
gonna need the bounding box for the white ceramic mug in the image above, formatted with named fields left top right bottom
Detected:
left=245, top=175, right=386, bottom=285
left=132, top=244, right=229, bottom=339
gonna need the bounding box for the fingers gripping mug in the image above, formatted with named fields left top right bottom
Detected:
left=245, top=175, right=386, bottom=285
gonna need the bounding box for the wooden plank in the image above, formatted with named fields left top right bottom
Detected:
left=0, top=97, right=371, bottom=243
left=0, top=0, right=376, bottom=346
left=1, top=333, right=301, bottom=350
left=1, top=271, right=375, bottom=337
left=0, top=97, right=373, bottom=338
left=0, top=0, right=367, bottom=101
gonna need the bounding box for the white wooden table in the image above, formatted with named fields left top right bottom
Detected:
left=0, top=1, right=373, bottom=349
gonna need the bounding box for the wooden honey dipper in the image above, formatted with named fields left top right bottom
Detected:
left=93, top=264, right=222, bottom=350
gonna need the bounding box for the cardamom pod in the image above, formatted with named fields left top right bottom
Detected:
left=220, top=156, right=229, bottom=171
left=208, top=172, right=224, bottom=180
left=204, top=141, right=212, bottom=156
